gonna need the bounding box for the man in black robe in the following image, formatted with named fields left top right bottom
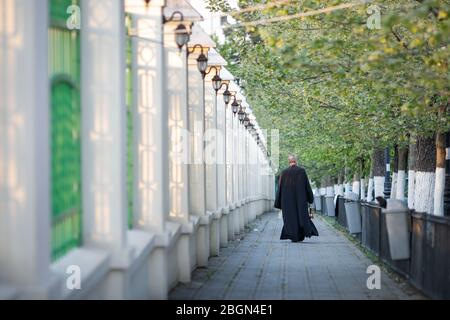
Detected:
left=274, top=155, right=319, bottom=242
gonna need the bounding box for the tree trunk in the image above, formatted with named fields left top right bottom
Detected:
left=434, top=132, right=446, bottom=215
left=344, top=167, right=351, bottom=198
left=326, top=175, right=334, bottom=196
left=414, top=135, right=436, bottom=214
left=360, top=158, right=366, bottom=200
left=367, top=155, right=375, bottom=202
left=372, top=147, right=385, bottom=198
left=320, top=176, right=327, bottom=196
left=396, top=145, right=408, bottom=201
left=391, top=145, right=399, bottom=199
left=352, top=172, right=360, bottom=197
left=337, top=168, right=345, bottom=196
left=408, top=138, right=417, bottom=209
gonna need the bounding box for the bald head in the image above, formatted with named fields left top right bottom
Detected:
left=288, top=154, right=297, bottom=166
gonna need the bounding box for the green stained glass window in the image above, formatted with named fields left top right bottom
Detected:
left=50, top=0, right=82, bottom=261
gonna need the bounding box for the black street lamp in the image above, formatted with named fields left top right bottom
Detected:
left=187, top=44, right=209, bottom=76
left=231, top=95, right=239, bottom=115
left=217, top=83, right=231, bottom=105
left=238, top=105, right=246, bottom=122
left=203, top=66, right=222, bottom=88
left=163, top=11, right=189, bottom=52
left=243, top=113, right=250, bottom=128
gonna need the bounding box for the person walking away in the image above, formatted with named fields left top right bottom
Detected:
left=274, top=155, right=319, bottom=242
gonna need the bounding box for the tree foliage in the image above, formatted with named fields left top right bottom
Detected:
left=210, top=0, right=450, bottom=185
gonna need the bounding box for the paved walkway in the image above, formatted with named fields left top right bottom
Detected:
left=170, top=211, right=424, bottom=300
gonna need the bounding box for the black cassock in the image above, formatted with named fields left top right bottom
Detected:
left=274, top=165, right=319, bottom=242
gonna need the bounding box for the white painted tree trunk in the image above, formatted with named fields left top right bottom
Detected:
left=344, top=182, right=351, bottom=198
left=337, top=184, right=344, bottom=196
left=360, top=178, right=365, bottom=201
left=391, top=172, right=398, bottom=199
left=352, top=181, right=360, bottom=196
left=367, top=178, right=374, bottom=202
left=326, top=186, right=334, bottom=197
left=374, top=176, right=385, bottom=198
left=407, top=170, right=415, bottom=209
left=414, top=171, right=435, bottom=214
left=396, top=170, right=406, bottom=201
left=433, top=167, right=445, bottom=216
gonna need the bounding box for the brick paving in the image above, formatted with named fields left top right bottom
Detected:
left=170, top=211, right=425, bottom=300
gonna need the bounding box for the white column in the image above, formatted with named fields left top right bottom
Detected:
left=204, top=77, right=220, bottom=256
left=0, top=0, right=58, bottom=298
left=164, top=19, right=197, bottom=284
left=128, top=4, right=170, bottom=299
left=187, top=57, right=206, bottom=217
left=226, top=105, right=235, bottom=240
left=81, top=0, right=130, bottom=262
left=204, top=83, right=219, bottom=215
left=216, top=90, right=228, bottom=247
left=238, top=125, right=245, bottom=231
left=131, top=10, right=168, bottom=234
left=164, top=24, right=190, bottom=225
left=233, top=115, right=241, bottom=234
left=187, top=51, right=209, bottom=266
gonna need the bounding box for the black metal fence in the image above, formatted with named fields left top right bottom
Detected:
left=332, top=199, right=450, bottom=299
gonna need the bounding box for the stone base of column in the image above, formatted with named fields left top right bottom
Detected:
left=239, top=202, right=245, bottom=233
left=148, top=246, right=169, bottom=300
left=233, top=205, right=241, bottom=236
left=227, top=208, right=235, bottom=241
left=18, top=273, right=61, bottom=300
left=209, top=211, right=222, bottom=257
left=196, top=216, right=211, bottom=267
left=243, top=201, right=249, bottom=227
left=177, top=217, right=200, bottom=283
left=220, top=207, right=229, bottom=247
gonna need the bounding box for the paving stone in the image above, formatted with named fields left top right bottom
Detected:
left=169, top=211, right=425, bottom=300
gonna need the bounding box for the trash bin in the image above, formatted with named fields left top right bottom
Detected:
left=344, top=200, right=362, bottom=234
left=383, top=199, right=411, bottom=260
left=325, top=196, right=335, bottom=217
left=314, top=195, right=322, bottom=212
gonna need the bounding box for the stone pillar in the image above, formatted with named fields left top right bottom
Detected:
left=238, top=125, right=246, bottom=230
left=187, top=50, right=209, bottom=267
left=81, top=0, right=132, bottom=298
left=0, top=0, right=59, bottom=299
left=216, top=90, right=228, bottom=247
left=127, top=1, right=170, bottom=299
left=233, top=114, right=241, bottom=235
left=204, top=77, right=220, bottom=256
left=164, top=18, right=193, bottom=284
left=226, top=105, right=235, bottom=240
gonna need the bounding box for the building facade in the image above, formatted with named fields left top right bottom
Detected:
left=0, top=0, right=275, bottom=299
